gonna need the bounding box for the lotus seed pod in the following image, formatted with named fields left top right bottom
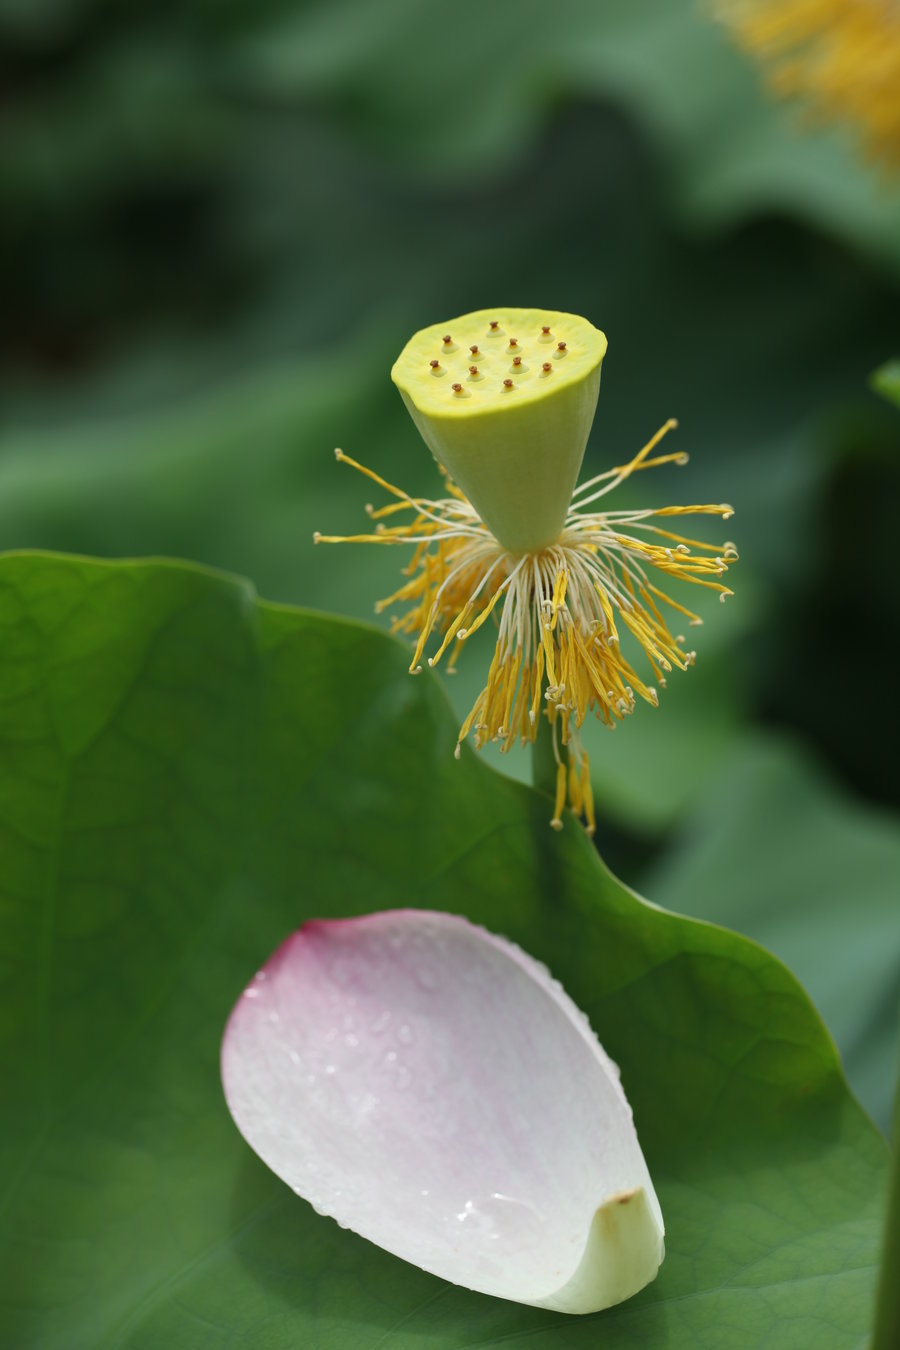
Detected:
left=391, top=308, right=608, bottom=554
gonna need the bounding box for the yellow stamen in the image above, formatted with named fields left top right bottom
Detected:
left=711, top=0, right=900, bottom=172
left=580, top=754, right=596, bottom=836
left=644, top=582, right=704, bottom=627
left=409, top=604, right=438, bottom=673
left=317, top=419, right=736, bottom=834
left=530, top=645, right=546, bottom=725
left=456, top=576, right=509, bottom=641
left=568, top=753, right=583, bottom=815
left=550, top=761, right=567, bottom=831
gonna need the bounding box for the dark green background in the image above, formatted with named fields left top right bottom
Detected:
left=2, top=0, right=897, bottom=1121
left=0, top=4, right=898, bottom=1341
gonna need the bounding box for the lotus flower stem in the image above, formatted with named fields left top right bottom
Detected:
left=530, top=705, right=557, bottom=794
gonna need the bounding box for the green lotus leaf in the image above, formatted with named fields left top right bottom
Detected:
left=0, top=552, right=887, bottom=1348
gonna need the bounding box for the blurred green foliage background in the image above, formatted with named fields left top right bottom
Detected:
left=1, top=0, right=898, bottom=1125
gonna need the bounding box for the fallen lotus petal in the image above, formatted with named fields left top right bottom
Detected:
left=221, top=909, right=665, bottom=1313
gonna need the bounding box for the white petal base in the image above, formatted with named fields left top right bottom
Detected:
left=222, top=910, right=664, bottom=1314
left=535, top=1187, right=664, bottom=1314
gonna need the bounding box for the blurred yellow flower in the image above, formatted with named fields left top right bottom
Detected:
left=714, top=0, right=900, bottom=169
left=317, top=310, right=736, bottom=833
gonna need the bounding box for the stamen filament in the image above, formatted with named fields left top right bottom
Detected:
left=318, top=420, right=735, bottom=834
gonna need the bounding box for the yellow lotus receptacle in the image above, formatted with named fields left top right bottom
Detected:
left=391, top=307, right=607, bottom=554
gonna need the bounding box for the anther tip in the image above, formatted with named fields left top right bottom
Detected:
left=312, top=531, right=322, bottom=543
left=334, top=448, right=344, bottom=461
left=550, top=818, right=564, bottom=832
left=557, top=341, right=567, bottom=351
left=503, top=378, right=514, bottom=388
left=541, top=325, right=551, bottom=334
left=489, top=320, right=499, bottom=330
left=542, top=362, right=552, bottom=372
left=442, top=335, right=452, bottom=344
left=454, top=744, right=461, bottom=760
left=452, top=382, right=463, bottom=393
left=429, top=359, right=440, bottom=369
left=512, top=356, right=522, bottom=367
